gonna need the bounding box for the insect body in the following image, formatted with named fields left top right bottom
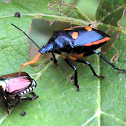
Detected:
left=12, top=24, right=126, bottom=91
left=0, top=72, right=38, bottom=114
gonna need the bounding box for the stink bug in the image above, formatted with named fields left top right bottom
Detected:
left=0, top=72, right=38, bottom=114
left=11, top=24, right=126, bottom=91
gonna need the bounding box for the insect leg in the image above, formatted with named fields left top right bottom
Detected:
left=15, top=92, right=38, bottom=106
left=76, top=59, right=104, bottom=78
left=94, top=50, right=126, bottom=72
left=61, top=54, right=80, bottom=91
left=29, top=92, right=39, bottom=100
left=69, top=53, right=104, bottom=79
left=4, top=97, right=10, bottom=114
left=14, top=96, right=21, bottom=106
left=4, top=96, right=14, bottom=114
left=20, top=92, right=38, bottom=100
left=51, top=52, right=58, bottom=63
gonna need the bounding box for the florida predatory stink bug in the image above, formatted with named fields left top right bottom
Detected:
left=11, top=23, right=126, bottom=91
left=0, top=72, right=38, bottom=114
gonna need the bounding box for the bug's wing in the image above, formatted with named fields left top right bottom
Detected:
left=6, top=77, right=30, bottom=93
left=74, top=30, right=105, bottom=46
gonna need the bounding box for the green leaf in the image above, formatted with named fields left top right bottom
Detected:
left=0, top=0, right=126, bottom=126
left=96, top=0, right=126, bottom=26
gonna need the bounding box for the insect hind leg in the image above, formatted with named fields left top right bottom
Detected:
left=94, top=50, right=126, bottom=72
left=60, top=54, right=80, bottom=91
left=20, top=92, right=38, bottom=101
left=69, top=53, right=104, bottom=79
left=76, top=59, right=104, bottom=79
left=51, top=52, right=58, bottom=63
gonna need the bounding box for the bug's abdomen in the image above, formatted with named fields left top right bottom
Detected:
left=72, top=42, right=106, bottom=55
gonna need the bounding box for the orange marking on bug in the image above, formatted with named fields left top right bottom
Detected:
left=61, top=54, right=66, bottom=59
left=64, top=28, right=73, bottom=30
left=85, top=26, right=92, bottom=31
left=84, top=37, right=110, bottom=46
left=71, top=32, right=78, bottom=39
left=68, top=54, right=77, bottom=61
left=74, top=53, right=84, bottom=58
left=19, top=52, right=41, bottom=76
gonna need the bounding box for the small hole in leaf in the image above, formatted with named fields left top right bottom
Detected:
left=110, top=51, right=119, bottom=63
left=69, top=75, right=74, bottom=82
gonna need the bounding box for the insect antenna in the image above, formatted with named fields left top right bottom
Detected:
left=11, top=23, right=40, bottom=49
